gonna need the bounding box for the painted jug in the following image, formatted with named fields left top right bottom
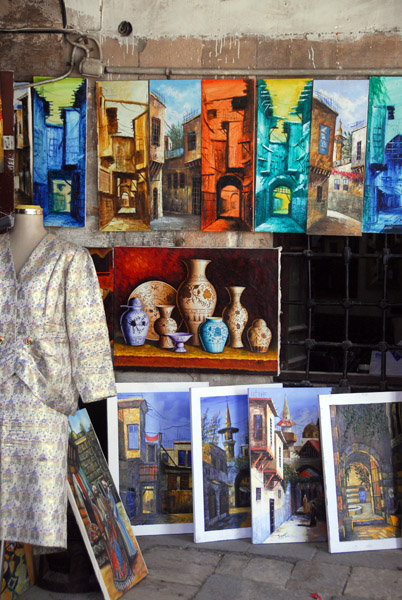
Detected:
left=222, top=286, right=248, bottom=348
left=120, top=297, right=150, bottom=346
left=198, top=317, right=229, bottom=354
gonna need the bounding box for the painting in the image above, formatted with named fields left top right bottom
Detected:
left=319, top=391, right=402, bottom=553
left=306, top=80, right=369, bottom=236
left=248, top=386, right=331, bottom=544
left=1, top=542, right=33, bottom=600
left=113, top=246, right=280, bottom=373
left=108, top=382, right=208, bottom=536
left=254, top=78, right=313, bottom=233
left=149, top=80, right=202, bottom=230
left=88, top=247, right=114, bottom=341
left=96, top=81, right=150, bottom=232
left=14, top=84, right=32, bottom=205
left=190, top=384, right=282, bottom=543
left=201, top=79, right=255, bottom=232
left=363, top=77, right=402, bottom=233
left=67, top=409, right=148, bottom=599
left=32, top=77, right=87, bottom=227
left=0, top=71, right=14, bottom=231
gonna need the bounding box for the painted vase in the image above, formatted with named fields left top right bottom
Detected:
left=247, top=318, right=272, bottom=353
left=198, top=317, right=229, bottom=354
left=177, top=258, right=217, bottom=346
left=222, top=286, right=248, bottom=348
left=154, top=305, right=177, bottom=349
left=120, top=297, right=150, bottom=346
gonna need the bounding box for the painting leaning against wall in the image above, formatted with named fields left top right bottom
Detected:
left=32, top=77, right=87, bottom=227
left=254, top=78, right=312, bottom=233
left=96, top=81, right=150, bottom=232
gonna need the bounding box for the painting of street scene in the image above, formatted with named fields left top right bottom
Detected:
left=32, top=77, right=86, bottom=227
left=254, top=78, right=312, bottom=233
left=96, top=81, right=150, bottom=231
left=149, top=80, right=202, bottom=230
left=363, top=77, right=402, bottom=233
left=306, top=79, right=369, bottom=236
left=320, top=391, right=402, bottom=553
left=249, top=386, right=331, bottom=544
left=67, top=409, right=148, bottom=599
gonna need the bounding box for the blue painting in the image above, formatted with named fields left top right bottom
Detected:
left=249, top=386, right=331, bottom=544
left=149, top=80, right=201, bottom=230
left=363, top=77, right=402, bottom=233
left=32, top=77, right=87, bottom=227
left=255, top=79, right=313, bottom=233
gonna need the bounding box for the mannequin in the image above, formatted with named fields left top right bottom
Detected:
left=9, top=205, right=47, bottom=276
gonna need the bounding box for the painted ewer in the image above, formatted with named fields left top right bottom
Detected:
left=177, top=258, right=217, bottom=346
left=198, top=317, right=229, bottom=354
left=120, top=297, right=150, bottom=346
left=222, top=286, right=248, bottom=348
left=247, top=318, right=272, bottom=353
left=154, top=305, right=177, bottom=349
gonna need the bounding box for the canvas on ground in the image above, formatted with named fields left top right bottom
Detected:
left=108, top=382, right=208, bottom=536
left=190, top=384, right=282, bottom=543
left=149, top=80, right=202, bottom=231
left=319, top=391, right=402, bottom=553
left=306, top=80, right=369, bottom=236
left=32, top=77, right=86, bottom=227
left=249, top=386, right=331, bottom=544
left=96, top=81, right=150, bottom=232
left=254, top=78, right=312, bottom=233
left=67, top=409, right=148, bottom=600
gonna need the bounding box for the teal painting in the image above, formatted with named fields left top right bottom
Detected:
left=255, top=79, right=313, bottom=233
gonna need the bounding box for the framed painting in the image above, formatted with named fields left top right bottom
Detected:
left=0, top=71, right=14, bottom=232
left=201, top=79, right=255, bottom=232
left=149, top=80, right=202, bottom=231
left=190, top=383, right=282, bottom=543
left=363, top=77, right=402, bottom=233
left=248, top=386, right=331, bottom=544
left=113, top=246, right=280, bottom=373
left=108, top=382, right=208, bottom=536
left=1, top=541, right=33, bottom=600
left=67, top=409, right=148, bottom=599
left=32, top=77, right=87, bottom=227
left=255, top=78, right=313, bottom=233
left=306, top=80, right=369, bottom=236
left=88, top=247, right=114, bottom=341
left=319, top=391, right=402, bottom=553
left=96, top=81, right=150, bottom=232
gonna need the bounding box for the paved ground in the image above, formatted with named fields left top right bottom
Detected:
left=19, top=533, right=402, bottom=600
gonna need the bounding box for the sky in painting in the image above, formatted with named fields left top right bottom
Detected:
left=69, top=408, right=92, bottom=435
left=313, top=79, right=369, bottom=133
left=150, top=79, right=201, bottom=130
left=200, top=393, right=249, bottom=456
left=33, top=77, right=84, bottom=125
left=261, top=78, right=311, bottom=142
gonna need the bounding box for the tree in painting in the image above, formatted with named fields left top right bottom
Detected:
left=255, top=79, right=312, bottom=233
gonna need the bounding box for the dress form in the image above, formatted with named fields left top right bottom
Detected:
left=9, top=205, right=47, bottom=276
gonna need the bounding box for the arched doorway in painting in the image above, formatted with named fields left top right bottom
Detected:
left=216, top=175, right=242, bottom=220
left=272, top=185, right=291, bottom=215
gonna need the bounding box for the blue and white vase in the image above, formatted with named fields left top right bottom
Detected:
left=198, top=317, right=229, bottom=354
left=120, top=297, right=150, bottom=346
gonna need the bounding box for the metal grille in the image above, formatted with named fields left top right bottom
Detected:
left=274, top=233, right=402, bottom=392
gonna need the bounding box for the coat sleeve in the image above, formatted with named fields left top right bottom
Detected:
left=65, top=246, right=117, bottom=403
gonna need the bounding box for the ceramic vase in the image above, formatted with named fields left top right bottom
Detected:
left=222, top=286, right=248, bottom=348
left=166, top=332, right=193, bottom=353
left=247, top=318, right=272, bottom=353
left=120, top=297, right=150, bottom=346
left=177, top=258, right=217, bottom=346
left=154, top=305, right=177, bottom=349
left=198, top=317, right=229, bottom=354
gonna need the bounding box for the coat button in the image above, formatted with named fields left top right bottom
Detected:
left=25, top=337, right=33, bottom=345
left=0, top=336, right=4, bottom=345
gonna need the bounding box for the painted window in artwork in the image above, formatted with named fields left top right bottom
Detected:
left=180, top=172, right=185, bottom=188
left=207, top=109, right=216, bottom=119
left=343, top=178, right=349, bottom=191
left=254, top=414, right=263, bottom=441
left=256, top=487, right=261, bottom=501
left=187, top=450, right=192, bottom=467
left=187, top=130, right=196, bottom=151
left=178, top=450, right=186, bottom=466
left=152, top=117, right=161, bottom=146
left=334, top=178, right=340, bottom=190
left=317, top=185, right=322, bottom=202
left=127, top=424, right=139, bottom=450
left=387, top=105, right=395, bottom=120
left=270, top=417, right=273, bottom=448
left=147, top=444, right=156, bottom=463
left=356, top=140, right=362, bottom=161
left=279, top=445, right=282, bottom=468
left=180, top=474, right=190, bottom=489
left=168, top=474, right=177, bottom=490
left=318, top=124, right=330, bottom=155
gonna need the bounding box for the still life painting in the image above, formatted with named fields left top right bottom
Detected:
left=88, top=247, right=114, bottom=341
left=96, top=81, right=150, bottom=232
left=363, top=76, right=402, bottom=233
left=319, top=391, right=402, bottom=553
left=113, top=246, right=280, bottom=373
left=32, top=77, right=87, bottom=227
left=306, top=79, right=369, bottom=236
left=254, top=78, right=313, bottom=233
left=149, top=80, right=202, bottom=230
left=248, top=386, right=331, bottom=545
left=67, top=409, right=148, bottom=599
left=201, top=79, right=255, bottom=232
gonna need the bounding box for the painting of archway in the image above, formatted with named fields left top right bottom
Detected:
left=217, top=175, right=242, bottom=220
left=272, top=185, right=291, bottom=216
